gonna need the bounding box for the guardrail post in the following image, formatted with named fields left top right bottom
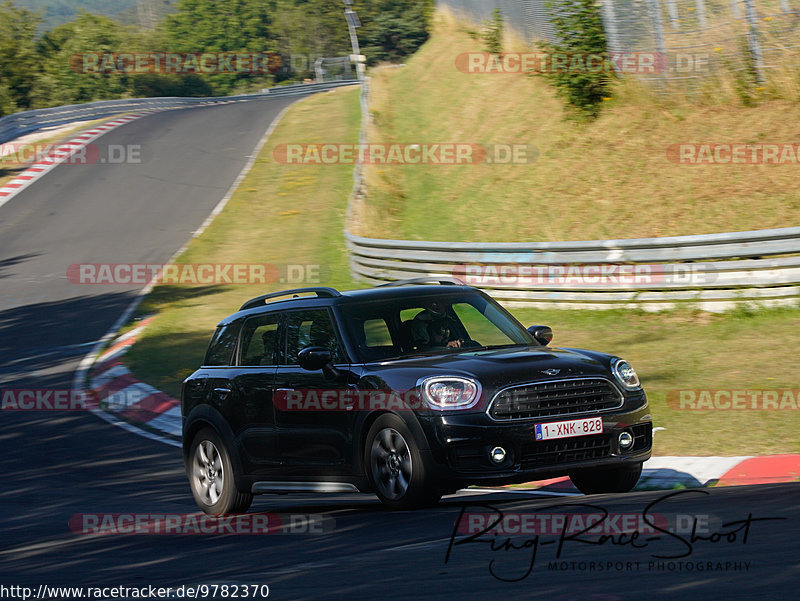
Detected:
left=744, top=0, right=766, bottom=84
left=695, top=0, right=707, bottom=28
left=666, top=0, right=680, bottom=30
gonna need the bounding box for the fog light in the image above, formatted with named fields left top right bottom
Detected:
left=618, top=431, right=634, bottom=451
left=489, top=446, right=506, bottom=464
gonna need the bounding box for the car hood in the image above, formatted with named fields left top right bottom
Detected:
left=363, top=345, right=618, bottom=394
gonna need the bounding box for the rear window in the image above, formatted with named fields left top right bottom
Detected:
left=204, top=323, right=240, bottom=366
left=239, top=314, right=281, bottom=366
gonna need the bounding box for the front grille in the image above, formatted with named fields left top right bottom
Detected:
left=520, top=434, right=612, bottom=469
left=489, top=378, right=622, bottom=420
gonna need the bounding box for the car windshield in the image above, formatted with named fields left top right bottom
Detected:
left=338, top=292, right=536, bottom=363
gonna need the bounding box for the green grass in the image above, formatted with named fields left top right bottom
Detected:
left=355, top=12, right=800, bottom=242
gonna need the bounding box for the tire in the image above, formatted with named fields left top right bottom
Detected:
left=188, top=428, right=253, bottom=515
left=366, top=414, right=441, bottom=510
left=569, top=463, right=643, bottom=495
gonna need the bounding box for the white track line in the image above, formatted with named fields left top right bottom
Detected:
left=468, top=487, right=580, bottom=497
left=72, top=98, right=303, bottom=447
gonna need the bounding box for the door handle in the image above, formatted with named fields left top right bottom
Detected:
left=213, top=387, right=231, bottom=399
left=274, top=388, right=296, bottom=410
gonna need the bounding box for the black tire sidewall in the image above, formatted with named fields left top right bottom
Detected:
left=188, top=427, right=251, bottom=514
left=365, top=414, right=438, bottom=510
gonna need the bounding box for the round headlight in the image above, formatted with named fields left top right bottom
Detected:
left=420, top=376, right=481, bottom=410
left=612, top=359, right=640, bottom=390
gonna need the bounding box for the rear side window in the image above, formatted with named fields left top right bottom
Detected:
left=204, top=323, right=240, bottom=366
left=239, top=313, right=281, bottom=366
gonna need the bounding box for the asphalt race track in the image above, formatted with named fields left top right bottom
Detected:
left=1, top=95, right=798, bottom=600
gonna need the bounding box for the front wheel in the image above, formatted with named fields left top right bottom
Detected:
left=366, top=414, right=440, bottom=510
left=569, top=464, right=643, bottom=495
left=188, top=428, right=253, bottom=514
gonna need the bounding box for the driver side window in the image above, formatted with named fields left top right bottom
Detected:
left=285, top=309, right=342, bottom=365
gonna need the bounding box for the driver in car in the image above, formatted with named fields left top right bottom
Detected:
left=410, top=301, right=462, bottom=349
left=427, top=320, right=461, bottom=349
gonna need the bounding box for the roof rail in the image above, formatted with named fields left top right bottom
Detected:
left=375, top=277, right=466, bottom=288
left=239, top=287, right=341, bottom=311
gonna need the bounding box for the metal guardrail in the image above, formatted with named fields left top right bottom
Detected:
left=0, top=80, right=359, bottom=144
left=344, top=80, right=800, bottom=310
left=345, top=227, right=800, bottom=310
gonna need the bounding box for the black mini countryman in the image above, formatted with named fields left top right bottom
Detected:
left=181, top=280, right=652, bottom=512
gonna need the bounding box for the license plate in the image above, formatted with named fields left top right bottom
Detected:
left=535, top=416, right=603, bottom=441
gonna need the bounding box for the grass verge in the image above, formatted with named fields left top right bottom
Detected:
left=356, top=12, right=800, bottom=242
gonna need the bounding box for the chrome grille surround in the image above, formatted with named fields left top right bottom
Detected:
left=487, top=377, right=624, bottom=421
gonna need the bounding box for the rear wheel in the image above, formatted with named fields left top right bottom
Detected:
left=188, top=428, right=253, bottom=514
left=569, top=464, right=643, bottom=495
left=366, top=414, right=440, bottom=510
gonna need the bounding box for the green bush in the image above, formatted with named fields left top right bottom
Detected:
left=542, top=0, right=612, bottom=118
left=481, top=8, right=503, bottom=55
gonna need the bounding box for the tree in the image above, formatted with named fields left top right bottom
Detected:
left=32, top=11, right=131, bottom=107
left=542, top=0, right=611, bottom=118
left=358, top=0, right=434, bottom=65
left=163, top=0, right=278, bottom=94
left=0, top=0, right=41, bottom=113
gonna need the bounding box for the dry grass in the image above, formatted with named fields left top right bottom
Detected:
left=356, top=12, right=800, bottom=243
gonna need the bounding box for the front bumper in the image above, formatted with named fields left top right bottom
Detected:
left=419, top=392, right=652, bottom=487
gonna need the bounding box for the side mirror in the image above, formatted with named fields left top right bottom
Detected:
left=527, top=325, right=553, bottom=346
left=297, top=346, right=332, bottom=371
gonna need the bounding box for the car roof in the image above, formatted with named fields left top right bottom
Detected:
left=217, top=283, right=483, bottom=326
